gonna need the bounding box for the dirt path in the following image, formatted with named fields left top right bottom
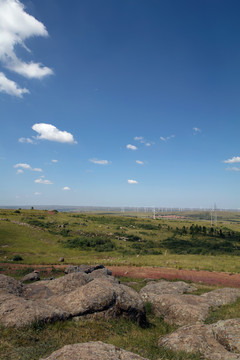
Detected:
left=1, top=263, right=240, bottom=287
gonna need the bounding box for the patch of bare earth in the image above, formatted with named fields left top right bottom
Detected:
left=1, top=264, right=240, bottom=287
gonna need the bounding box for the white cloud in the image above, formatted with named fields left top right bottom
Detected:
left=89, top=158, right=109, bottom=165
left=0, top=71, right=29, bottom=97
left=160, top=135, right=175, bottom=142
left=32, top=123, right=77, bottom=144
left=52, top=159, right=58, bottom=163
left=128, top=179, right=138, bottom=184
left=14, top=163, right=31, bottom=170
left=0, top=0, right=53, bottom=79
left=193, top=127, right=201, bottom=133
left=34, top=192, right=41, bottom=195
left=226, top=167, right=240, bottom=172
left=136, top=160, right=144, bottom=165
left=62, top=186, right=71, bottom=191
left=126, top=144, right=137, bottom=151
left=33, top=168, right=42, bottom=172
left=14, top=163, right=42, bottom=172
left=16, top=169, right=23, bottom=174
left=134, top=136, right=143, bottom=141
left=35, top=178, right=53, bottom=185
left=223, top=156, right=240, bottom=164
left=18, top=137, right=35, bottom=144
left=145, top=142, right=151, bottom=147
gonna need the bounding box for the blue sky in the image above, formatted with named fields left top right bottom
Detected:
left=1, top=0, right=240, bottom=208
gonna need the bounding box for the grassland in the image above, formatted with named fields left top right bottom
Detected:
left=1, top=208, right=240, bottom=360
left=1, top=208, right=240, bottom=272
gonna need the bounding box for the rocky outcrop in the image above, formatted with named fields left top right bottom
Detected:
left=0, top=267, right=146, bottom=327
left=21, top=270, right=40, bottom=282
left=140, top=280, right=240, bottom=326
left=40, top=341, right=150, bottom=360
left=64, top=264, right=105, bottom=274
left=0, top=274, right=23, bottom=296
left=0, top=291, right=67, bottom=327
left=159, top=318, right=240, bottom=360
left=139, top=280, right=197, bottom=302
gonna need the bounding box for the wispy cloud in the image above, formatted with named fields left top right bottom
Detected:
left=134, top=136, right=144, bottom=141
left=52, top=159, right=58, bottom=163
left=16, top=169, right=23, bottom=174
left=89, top=158, right=110, bottom=165
left=134, top=136, right=153, bottom=147
left=223, top=156, right=240, bottom=164
left=14, top=163, right=43, bottom=173
left=193, top=127, right=201, bottom=134
left=18, top=137, right=35, bottom=144
left=0, top=72, right=29, bottom=97
left=126, top=144, right=137, bottom=151
left=136, top=160, right=144, bottom=165
left=226, top=167, right=240, bottom=172
left=32, top=123, right=77, bottom=144
left=160, top=135, right=175, bottom=142
left=128, top=179, right=138, bottom=184
left=62, top=186, right=71, bottom=191
left=34, top=192, right=41, bottom=195
left=35, top=178, right=53, bottom=185
left=0, top=0, right=53, bottom=97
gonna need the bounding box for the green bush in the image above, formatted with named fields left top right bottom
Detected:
left=12, top=255, right=23, bottom=261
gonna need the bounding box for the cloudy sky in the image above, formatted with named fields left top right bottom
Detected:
left=1, top=0, right=240, bottom=208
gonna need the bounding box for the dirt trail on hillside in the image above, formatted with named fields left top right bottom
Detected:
left=108, top=266, right=240, bottom=288
left=1, top=263, right=240, bottom=288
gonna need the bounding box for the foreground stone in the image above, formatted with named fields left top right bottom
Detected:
left=40, top=341, right=150, bottom=360
left=159, top=318, right=240, bottom=360
left=0, top=267, right=146, bottom=327
left=140, top=280, right=240, bottom=326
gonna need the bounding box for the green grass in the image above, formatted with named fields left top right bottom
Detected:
left=205, top=298, right=240, bottom=324
left=1, top=209, right=240, bottom=273
left=0, top=314, right=203, bottom=360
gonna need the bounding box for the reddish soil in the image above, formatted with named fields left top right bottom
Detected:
left=1, top=263, right=240, bottom=288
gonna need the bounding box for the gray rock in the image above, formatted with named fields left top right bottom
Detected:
left=159, top=318, right=240, bottom=360
left=59, top=257, right=64, bottom=262
left=64, top=264, right=105, bottom=274
left=201, top=288, right=240, bottom=307
left=40, top=341, right=149, bottom=360
left=149, top=294, right=210, bottom=326
left=21, top=271, right=40, bottom=282
left=139, top=280, right=197, bottom=303
left=23, top=272, right=92, bottom=300
left=0, top=291, right=67, bottom=327
left=0, top=274, right=23, bottom=296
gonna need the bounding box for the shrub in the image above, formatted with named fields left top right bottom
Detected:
left=12, top=255, right=23, bottom=261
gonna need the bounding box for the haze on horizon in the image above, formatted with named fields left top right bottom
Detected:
left=1, top=0, right=240, bottom=209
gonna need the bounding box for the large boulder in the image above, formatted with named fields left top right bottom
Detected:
left=40, top=341, right=150, bottom=360
left=140, top=280, right=240, bottom=326
left=139, top=280, right=197, bottom=303
left=21, top=270, right=40, bottom=282
left=0, top=291, right=67, bottom=327
left=201, top=288, right=240, bottom=307
left=148, top=294, right=210, bottom=326
left=65, top=264, right=105, bottom=274
left=159, top=319, right=240, bottom=360
left=0, top=274, right=23, bottom=296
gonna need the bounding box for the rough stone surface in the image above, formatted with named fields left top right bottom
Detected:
left=0, top=267, right=146, bottom=328
left=139, top=280, right=197, bottom=302
left=64, top=264, right=105, bottom=274
left=40, top=341, right=149, bottom=360
left=150, top=294, right=210, bottom=326
left=140, top=280, right=240, bottom=326
left=23, top=272, right=93, bottom=300
left=0, top=291, right=67, bottom=327
left=47, top=279, right=117, bottom=317
left=159, top=319, right=240, bottom=360
left=0, top=274, right=23, bottom=296
left=201, top=288, right=240, bottom=307
left=21, top=271, right=40, bottom=283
